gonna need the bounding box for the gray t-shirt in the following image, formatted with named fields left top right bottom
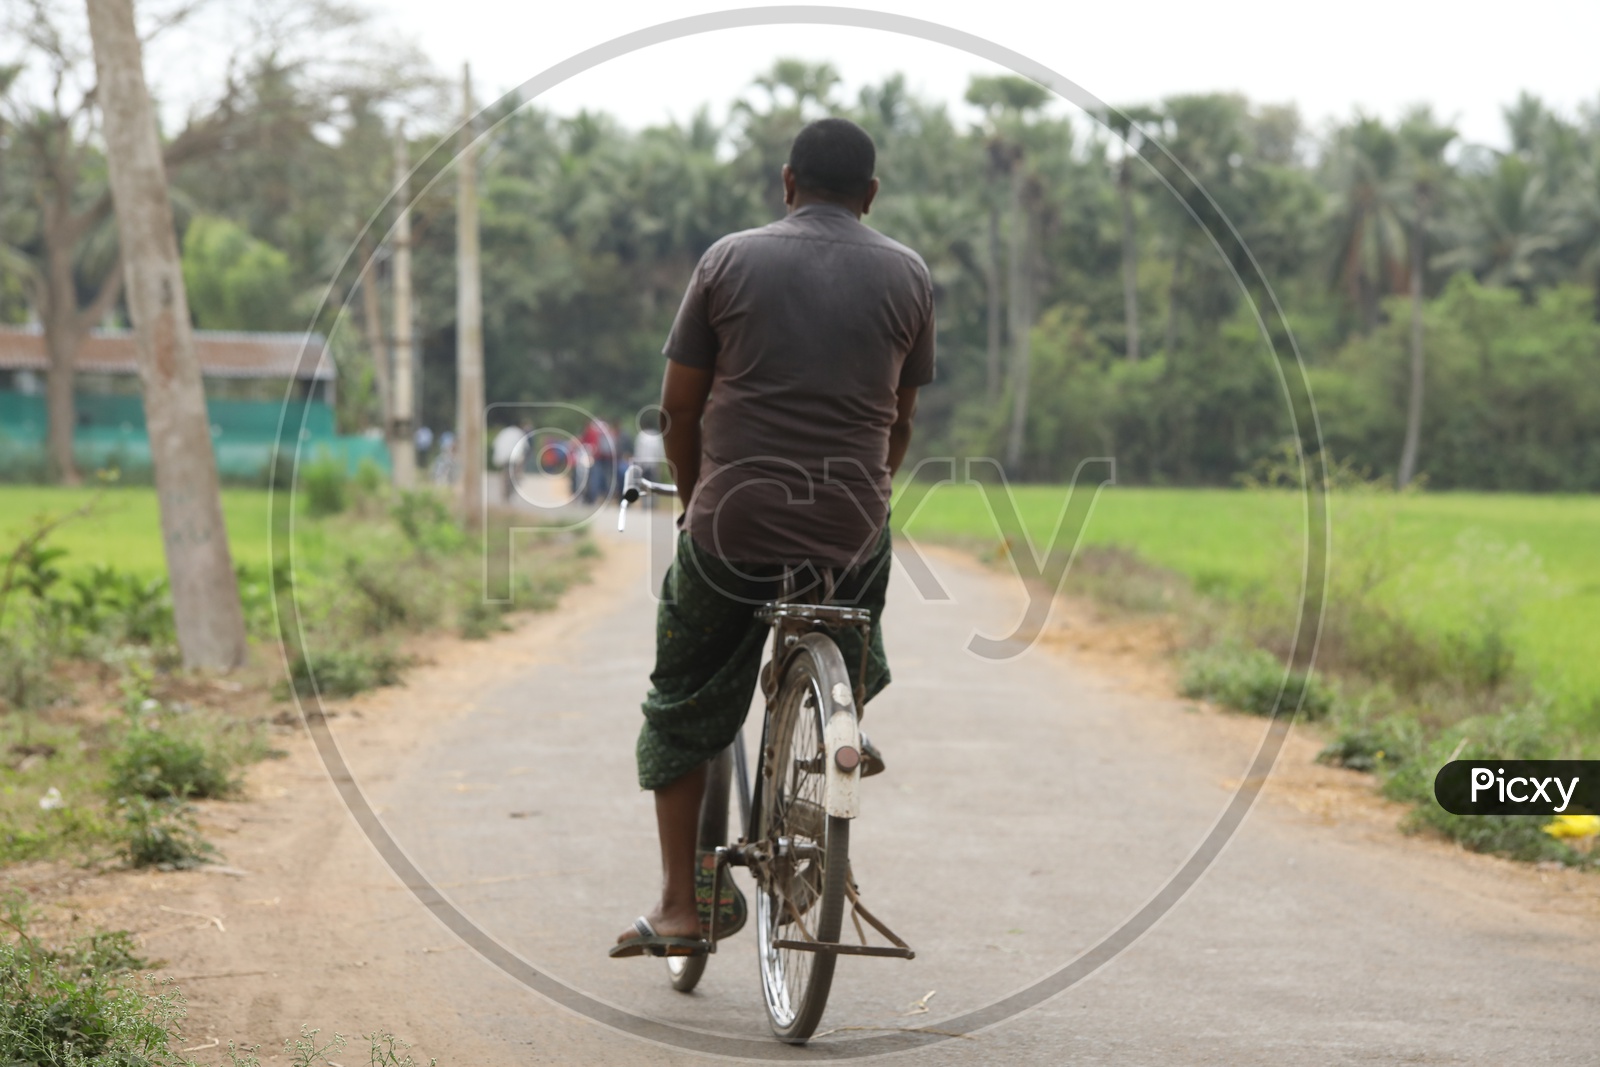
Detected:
left=663, top=202, right=936, bottom=567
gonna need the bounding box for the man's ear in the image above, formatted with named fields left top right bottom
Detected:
left=782, top=164, right=797, bottom=208
left=860, top=177, right=880, bottom=216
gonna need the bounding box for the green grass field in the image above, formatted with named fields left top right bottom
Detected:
left=894, top=484, right=1600, bottom=703
left=0, top=486, right=278, bottom=576
left=5, top=484, right=1595, bottom=703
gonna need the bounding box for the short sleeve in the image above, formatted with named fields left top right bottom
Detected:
left=898, top=267, right=936, bottom=388
left=662, top=246, right=720, bottom=370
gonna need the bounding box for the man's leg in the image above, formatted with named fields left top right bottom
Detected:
left=637, top=761, right=706, bottom=939
left=619, top=533, right=767, bottom=949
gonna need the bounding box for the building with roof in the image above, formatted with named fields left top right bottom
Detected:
left=0, top=325, right=387, bottom=481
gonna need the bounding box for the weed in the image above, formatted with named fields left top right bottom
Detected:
left=391, top=490, right=465, bottom=557
left=276, top=1026, right=435, bottom=1067
left=106, top=722, right=237, bottom=801
left=458, top=596, right=509, bottom=640
left=1062, top=544, right=1186, bottom=614
left=286, top=1025, right=345, bottom=1067
left=281, top=645, right=407, bottom=699
left=1180, top=644, right=1335, bottom=719
left=0, top=898, right=193, bottom=1066
left=116, top=797, right=215, bottom=869
left=0, top=607, right=61, bottom=715
left=343, top=556, right=417, bottom=634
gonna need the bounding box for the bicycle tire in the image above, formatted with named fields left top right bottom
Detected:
left=667, top=745, right=733, bottom=993
left=755, top=633, right=853, bottom=1044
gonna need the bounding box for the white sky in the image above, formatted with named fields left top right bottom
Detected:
left=357, top=0, right=1599, bottom=151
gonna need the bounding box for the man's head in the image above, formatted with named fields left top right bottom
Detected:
left=783, top=117, right=879, bottom=217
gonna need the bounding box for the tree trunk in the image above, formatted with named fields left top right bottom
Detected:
left=43, top=314, right=80, bottom=485
left=1163, top=246, right=1181, bottom=356
left=1003, top=168, right=1032, bottom=475
left=985, top=203, right=1003, bottom=401
left=1398, top=190, right=1429, bottom=489
left=389, top=123, right=417, bottom=488
left=87, top=0, right=247, bottom=670
left=1118, top=156, right=1140, bottom=363
left=455, top=63, right=485, bottom=530
left=357, top=233, right=390, bottom=429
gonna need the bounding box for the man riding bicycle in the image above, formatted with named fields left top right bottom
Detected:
left=613, top=117, right=935, bottom=958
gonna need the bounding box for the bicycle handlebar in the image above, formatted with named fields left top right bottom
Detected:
left=617, top=463, right=677, bottom=531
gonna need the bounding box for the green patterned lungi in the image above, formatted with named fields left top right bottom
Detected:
left=636, top=526, right=893, bottom=791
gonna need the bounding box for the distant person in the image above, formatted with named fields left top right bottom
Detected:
left=581, top=417, right=618, bottom=503
left=431, top=433, right=457, bottom=486
left=414, top=424, right=434, bottom=466
left=492, top=420, right=527, bottom=502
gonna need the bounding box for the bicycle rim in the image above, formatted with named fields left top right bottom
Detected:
left=756, top=636, right=852, bottom=1044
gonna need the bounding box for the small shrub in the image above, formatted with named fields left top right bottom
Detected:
left=353, top=458, right=387, bottom=496
left=281, top=645, right=406, bottom=699
left=391, top=490, right=465, bottom=556
left=1181, top=644, right=1335, bottom=719
left=302, top=453, right=349, bottom=517
left=0, top=900, right=192, bottom=1065
left=458, top=596, right=508, bottom=640
left=116, top=796, right=215, bottom=869
left=236, top=561, right=278, bottom=637
left=1063, top=544, right=1185, bottom=614
left=1403, top=807, right=1580, bottom=864
left=54, top=564, right=176, bottom=649
left=106, top=723, right=236, bottom=800
left=343, top=555, right=417, bottom=634
left=0, top=618, right=60, bottom=715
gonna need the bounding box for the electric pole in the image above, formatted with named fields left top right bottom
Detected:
left=390, top=122, right=417, bottom=488
left=456, top=62, right=485, bottom=529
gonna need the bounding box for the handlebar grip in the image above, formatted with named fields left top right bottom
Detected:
left=622, top=464, right=643, bottom=504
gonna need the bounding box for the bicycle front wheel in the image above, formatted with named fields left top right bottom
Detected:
left=755, top=633, right=852, bottom=1044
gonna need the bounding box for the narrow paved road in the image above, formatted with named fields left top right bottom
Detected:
left=274, top=509, right=1598, bottom=1064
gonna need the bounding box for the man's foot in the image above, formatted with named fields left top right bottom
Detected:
left=609, top=915, right=709, bottom=958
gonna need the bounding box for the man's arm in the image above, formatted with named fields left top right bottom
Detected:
left=887, top=385, right=918, bottom=477
left=660, top=359, right=713, bottom=512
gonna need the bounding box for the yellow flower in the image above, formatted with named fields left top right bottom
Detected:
left=1542, top=814, right=1600, bottom=840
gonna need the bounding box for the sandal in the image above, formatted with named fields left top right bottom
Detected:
left=608, top=916, right=710, bottom=959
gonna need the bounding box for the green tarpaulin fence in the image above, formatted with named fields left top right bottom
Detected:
left=0, top=391, right=388, bottom=481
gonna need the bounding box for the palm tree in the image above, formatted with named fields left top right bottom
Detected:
left=1395, top=108, right=1456, bottom=489
left=1102, top=104, right=1161, bottom=362
left=1326, top=115, right=1408, bottom=332
left=965, top=75, right=1049, bottom=470
left=1434, top=152, right=1562, bottom=296
left=733, top=59, right=841, bottom=216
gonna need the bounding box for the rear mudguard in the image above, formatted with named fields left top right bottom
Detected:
left=822, top=683, right=861, bottom=820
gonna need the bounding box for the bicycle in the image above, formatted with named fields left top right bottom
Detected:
left=618, top=464, right=914, bottom=1044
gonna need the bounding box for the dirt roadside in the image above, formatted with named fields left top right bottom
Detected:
left=3, top=537, right=1595, bottom=1061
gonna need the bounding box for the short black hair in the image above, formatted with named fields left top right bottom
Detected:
left=788, top=118, right=876, bottom=201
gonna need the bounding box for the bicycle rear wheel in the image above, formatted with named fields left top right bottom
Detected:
left=755, top=633, right=852, bottom=1044
left=666, top=744, right=733, bottom=993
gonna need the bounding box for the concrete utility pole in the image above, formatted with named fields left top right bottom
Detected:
left=390, top=122, right=417, bottom=488
left=456, top=62, right=485, bottom=530
left=86, top=0, right=247, bottom=669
